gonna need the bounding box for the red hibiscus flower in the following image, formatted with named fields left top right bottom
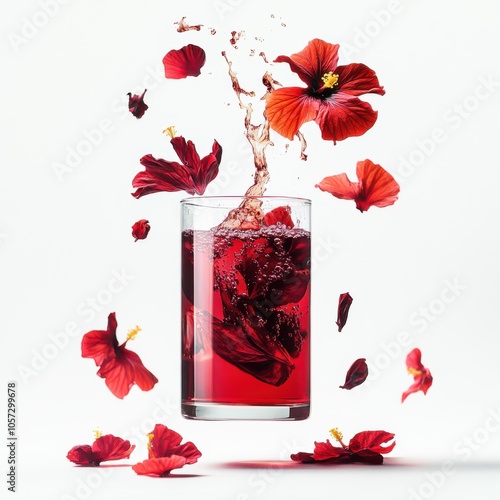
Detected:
left=67, top=431, right=135, bottom=466
left=339, top=358, right=368, bottom=390
left=316, top=159, right=400, bottom=212
left=132, top=132, right=223, bottom=197
left=127, top=89, right=148, bottom=119
left=265, top=39, right=385, bottom=144
left=402, top=348, right=433, bottom=402
left=131, top=219, right=150, bottom=241
left=81, top=312, right=158, bottom=399
left=336, top=292, right=353, bottom=332
left=163, top=44, right=206, bottom=79
left=132, top=424, right=201, bottom=477
left=291, top=428, right=395, bottom=465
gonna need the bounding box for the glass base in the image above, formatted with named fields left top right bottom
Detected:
left=181, top=402, right=310, bottom=421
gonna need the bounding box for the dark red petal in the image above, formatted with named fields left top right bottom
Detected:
left=131, top=219, right=150, bottom=242
left=132, top=456, right=187, bottom=477
left=97, top=347, right=158, bottom=399
left=274, top=39, right=340, bottom=87
left=81, top=312, right=118, bottom=365
left=351, top=449, right=384, bottom=465
left=265, top=87, right=319, bottom=140
left=163, top=44, right=206, bottom=79
left=170, top=136, right=201, bottom=172
left=316, top=173, right=360, bottom=201
left=348, top=431, right=396, bottom=455
left=315, top=94, right=379, bottom=144
left=92, top=435, right=135, bottom=463
left=339, top=358, right=368, bottom=390
left=336, top=63, right=385, bottom=97
left=290, top=451, right=316, bottom=463
left=132, top=154, right=196, bottom=198
left=262, top=206, right=294, bottom=228
left=312, top=440, right=350, bottom=461
left=355, top=159, right=400, bottom=212
left=336, top=292, right=353, bottom=332
left=127, top=89, right=149, bottom=119
left=66, top=445, right=96, bottom=466
left=197, top=310, right=294, bottom=386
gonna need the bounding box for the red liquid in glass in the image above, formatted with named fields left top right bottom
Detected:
left=182, top=226, right=310, bottom=406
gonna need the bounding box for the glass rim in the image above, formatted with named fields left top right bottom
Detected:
left=180, top=195, right=311, bottom=207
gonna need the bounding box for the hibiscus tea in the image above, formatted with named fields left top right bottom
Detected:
left=181, top=197, right=311, bottom=420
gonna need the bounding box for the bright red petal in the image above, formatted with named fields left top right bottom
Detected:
left=339, top=358, right=368, bottom=390
left=262, top=206, right=294, bottom=228
left=312, top=440, right=350, bottom=461
left=131, top=219, right=150, bottom=242
left=315, top=94, right=379, bottom=144
left=97, top=347, right=158, bottom=399
left=265, top=87, right=319, bottom=140
left=66, top=445, right=96, bottom=465
left=163, top=44, right=206, bottom=79
left=315, top=173, right=360, bottom=201
left=149, top=424, right=183, bottom=458
left=274, top=39, right=340, bottom=87
left=92, top=435, right=135, bottom=463
left=355, top=159, right=400, bottom=212
left=81, top=312, right=118, bottom=365
left=402, top=348, right=433, bottom=402
left=349, top=431, right=396, bottom=455
left=132, top=456, right=187, bottom=477
left=336, top=292, right=353, bottom=332
left=336, top=64, right=385, bottom=97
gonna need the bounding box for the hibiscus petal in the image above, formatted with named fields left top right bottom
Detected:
left=355, top=159, right=400, bottom=212
left=132, top=456, right=187, bottom=477
left=336, top=64, right=385, bottom=97
left=92, top=435, right=135, bottom=462
left=170, top=136, right=201, bottom=172
left=339, top=358, right=368, bottom=390
left=262, top=206, right=294, bottom=228
left=163, top=44, right=206, bottom=79
left=312, top=440, right=350, bottom=461
left=336, top=292, right=353, bottom=332
left=127, top=89, right=148, bottom=119
left=197, top=310, right=294, bottom=386
left=274, top=39, right=340, bottom=88
left=66, top=445, right=96, bottom=466
left=316, top=160, right=400, bottom=212
left=131, top=219, right=150, bottom=241
left=169, top=442, right=202, bottom=465
left=350, top=449, right=384, bottom=465
left=402, top=348, right=433, bottom=402
left=132, top=154, right=195, bottom=198
left=348, top=431, right=396, bottom=455
left=97, top=347, right=158, bottom=399
left=315, top=94, right=379, bottom=144
left=149, top=424, right=183, bottom=458
left=266, top=87, right=319, bottom=140
left=81, top=312, right=119, bottom=366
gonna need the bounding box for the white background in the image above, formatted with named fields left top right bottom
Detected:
left=2, top=0, right=500, bottom=499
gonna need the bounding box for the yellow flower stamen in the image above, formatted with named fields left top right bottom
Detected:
left=321, top=72, right=339, bottom=89
left=329, top=427, right=347, bottom=448
left=93, top=429, right=103, bottom=440
left=126, top=326, right=142, bottom=341
left=147, top=433, right=156, bottom=458
left=408, top=367, right=423, bottom=376
left=163, top=125, right=177, bottom=139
